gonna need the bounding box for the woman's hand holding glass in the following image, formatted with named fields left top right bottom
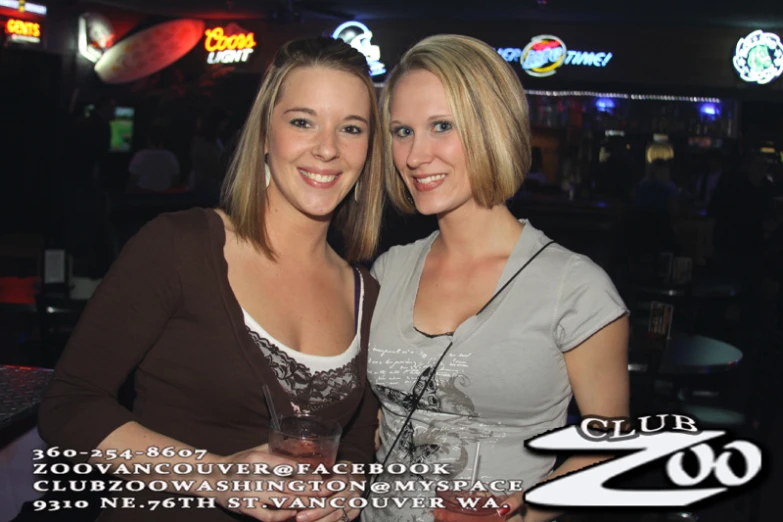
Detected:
left=200, top=444, right=330, bottom=522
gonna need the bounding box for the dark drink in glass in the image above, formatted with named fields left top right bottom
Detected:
left=268, top=415, right=342, bottom=521
left=269, top=414, right=341, bottom=472
left=269, top=436, right=337, bottom=469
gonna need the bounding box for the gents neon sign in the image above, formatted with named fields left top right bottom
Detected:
left=497, top=34, right=613, bottom=77
left=204, top=26, right=256, bottom=64
left=5, top=18, right=40, bottom=42
left=732, top=30, right=783, bottom=85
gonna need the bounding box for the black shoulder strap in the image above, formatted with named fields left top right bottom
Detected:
left=366, top=240, right=556, bottom=495
left=478, top=240, right=556, bottom=314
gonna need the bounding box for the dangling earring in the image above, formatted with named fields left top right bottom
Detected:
left=264, top=162, right=271, bottom=188
left=354, top=180, right=361, bottom=202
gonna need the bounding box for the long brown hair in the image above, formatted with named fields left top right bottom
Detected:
left=221, top=37, right=384, bottom=262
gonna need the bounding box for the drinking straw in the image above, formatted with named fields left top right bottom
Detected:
left=470, top=442, right=481, bottom=484
left=263, top=384, right=281, bottom=431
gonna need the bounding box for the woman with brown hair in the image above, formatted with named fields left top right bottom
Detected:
left=39, top=36, right=385, bottom=522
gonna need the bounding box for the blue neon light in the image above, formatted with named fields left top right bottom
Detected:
left=497, top=47, right=524, bottom=63
left=596, top=98, right=616, bottom=112
left=699, top=103, right=720, bottom=117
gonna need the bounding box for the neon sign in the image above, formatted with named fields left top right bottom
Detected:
left=5, top=18, right=40, bottom=43
left=77, top=13, right=114, bottom=63
left=94, top=19, right=204, bottom=84
left=496, top=35, right=613, bottom=77
left=0, top=0, right=46, bottom=15
left=733, top=30, right=783, bottom=85
left=204, top=26, right=256, bottom=64
left=520, top=35, right=567, bottom=77
left=332, top=21, right=385, bottom=77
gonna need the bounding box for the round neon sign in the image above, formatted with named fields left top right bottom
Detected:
left=332, top=21, right=385, bottom=76
left=520, top=35, right=567, bottom=77
left=733, top=30, right=783, bottom=85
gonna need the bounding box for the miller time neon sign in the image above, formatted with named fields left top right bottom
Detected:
left=733, top=30, right=783, bottom=85
left=497, top=35, right=613, bottom=77
left=204, top=26, right=256, bottom=64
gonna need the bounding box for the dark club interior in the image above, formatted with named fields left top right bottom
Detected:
left=1, top=1, right=783, bottom=521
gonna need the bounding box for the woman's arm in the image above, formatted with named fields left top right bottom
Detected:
left=92, top=421, right=321, bottom=521
left=37, top=217, right=322, bottom=521
left=500, top=317, right=629, bottom=522
left=38, top=217, right=181, bottom=457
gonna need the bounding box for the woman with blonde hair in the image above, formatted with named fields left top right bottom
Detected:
left=365, top=34, right=629, bottom=522
left=40, top=36, right=384, bottom=522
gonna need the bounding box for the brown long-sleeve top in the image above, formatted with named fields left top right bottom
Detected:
left=38, top=208, right=380, bottom=521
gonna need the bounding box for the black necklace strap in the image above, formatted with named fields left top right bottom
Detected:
left=365, top=239, right=556, bottom=497
left=478, top=240, right=556, bottom=314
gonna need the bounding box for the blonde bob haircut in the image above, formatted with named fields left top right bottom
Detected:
left=380, top=34, right=532, bottom=214
left=221, top=36, right=384, bottom=262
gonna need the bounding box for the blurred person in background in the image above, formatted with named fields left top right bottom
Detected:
left=709, top=152, right=772, bottom=269
left=633, top=159, right=680, bottom=217
left=709, top=151, right=775, bottom=330
left=693, top=150, right=725, bottom=208
left=188, top=106, right=229, bottom=202
left=126, top=123, right=180, bottom=193
left=523, top=146, right=546, bottom=187
left=626, top=159, right=681, bottom=261
left=61, top=96, right=116, bottom=276
left=70, top=96, right=115, bottom=184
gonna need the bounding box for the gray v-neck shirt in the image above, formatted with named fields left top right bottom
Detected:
left=364, top=220, right=627, bottom=522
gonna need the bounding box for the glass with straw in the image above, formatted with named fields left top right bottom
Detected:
left=264, top=385, right=342, bottom=470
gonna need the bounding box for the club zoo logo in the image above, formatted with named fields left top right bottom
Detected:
left=524, top=415, right=764, bottom=508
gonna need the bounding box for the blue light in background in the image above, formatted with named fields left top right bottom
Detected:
left=699, top=103, right=720, bottom=119
left=595, top=97, right=616, bottom=112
